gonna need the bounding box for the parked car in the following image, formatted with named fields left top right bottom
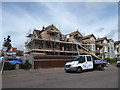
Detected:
left=4, top=56, right=22, bottom=67
left=116, top=58, right=120, bottom=67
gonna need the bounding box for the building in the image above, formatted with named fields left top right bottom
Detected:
left=0, top=50, right=1, bottom=57
left=25, top=24, right=112, bottom=59
left=108, top=39, right=115, bottom=58
left=95, top=37, right=109, bottom=59
left=25, top=24, right=79, bottom=56
left=66, top=30, right=83, bottom=43
left=24, top=24, right=114, bottom=69
left=114, top=41, right=120, bottom=58
left=82, top=34, right=96, bottom=55
left=6, top=47, right=17, bottom=56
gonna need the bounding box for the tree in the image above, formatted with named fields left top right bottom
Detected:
left=3, top=35, right=12, bottom=52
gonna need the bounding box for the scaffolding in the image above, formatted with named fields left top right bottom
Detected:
left=25, top=26, right=102, bottom=59
left=25, top=38, right=102, bottom=60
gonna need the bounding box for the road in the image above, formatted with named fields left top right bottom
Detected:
left=2, top=64, right=118, bottom=88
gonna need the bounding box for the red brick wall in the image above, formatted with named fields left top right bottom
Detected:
left=33, top=55, right=73, bottom=69
left=34, top=60, right=68, bottom=69
left=34, top=55, right=72, bottom=59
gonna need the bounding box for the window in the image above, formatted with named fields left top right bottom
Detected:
left=80, top=56, right=85, bottom=62
left=90, top=37, right=95, bottom=41
left=104, top=46, right=107, bottom=52
left=104, top=40, right=107, bottom=43
left=117, top=48, right=119, bottom=52
left=91, top=44, right=95, bottom=51
left=6, top=58, right=19, bottom=61
left=70, top=56, right=85, bottom=62
left=86, top=56, right=92, bottom=61
left=108, top=47, right=109, bottom=52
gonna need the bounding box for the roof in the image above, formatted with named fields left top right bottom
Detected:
left=34, top=29, right=40, bottom=33
left=108, top=39, right=112, bottom=41
left=68, top=30, right=83, bottom=37
left=33, top=29, right=42, bottom=38
left=27, top=24, right=60, bottom=38
left=26, top=34, right=33, bottom=37
left=45, top=24, right=60, bottom=32
left=96, top=37, right=108, bottom=42
left=108, top=38, right=114, bottom=42
left=114, top=41, right=120, bottom=45
left=82, top=34, right=96, bottom=40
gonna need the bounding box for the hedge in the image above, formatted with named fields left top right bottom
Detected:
left=3, top=62, right=15, bottom=70
left=104, top=58, right=117, bottom=63
left=20, top=60, right=32, bottom=70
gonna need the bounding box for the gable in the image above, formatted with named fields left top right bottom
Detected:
left=103, top=39, right=108, bottom=43
left=45, top=24, right=60, bottom=32
left=90, top=36, right=95, bottom=41
left=69, top=31, right=83, bottom=38
left=46, top=26, right=59, bottom=32
left=74, top=32, right=82, bottom=36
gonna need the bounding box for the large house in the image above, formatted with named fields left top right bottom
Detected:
left=114, top=41, right=120, bottom=58
left=66, top=30, right=83, bottom=43
left=82, top=34, right=96, bottom=54
left=95, top=37, right=109, bottom=58
left=25, top=24, right=116, bottom=59
left=25, top=24, right=79, bottom=56
left=108, top=39, right=115, bottom=59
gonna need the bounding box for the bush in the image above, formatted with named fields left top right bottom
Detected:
left=20, top=60, right=32, bottom=70
left=104, top=58, right=117, bottom=63
left=109, top=58, right=117, bottom=63
left=3, top=62, right=15, bottom=70
left=104, top=58, right=110, bottom=62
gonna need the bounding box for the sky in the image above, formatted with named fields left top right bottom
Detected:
left=1, top=1, right=118, bottom=50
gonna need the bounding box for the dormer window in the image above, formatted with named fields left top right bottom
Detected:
left=90, top=37, right=95, bottom=41
left=74, top=34, right=79, bottom=39
left=104, top=40, right=107, bottom=43
left=50, top=28, right=54, bottom=31
left=74, top=34, right=82, bottom=42
left=50, top=32, right=56, bottom=36
left=47, top=28, right=60, bottom=41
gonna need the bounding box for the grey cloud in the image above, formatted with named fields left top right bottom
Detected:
left=96, top=27, right=104, bottom=32
left=4, top=31, right=19, bottom=36
left=86, top=20, right=95, bottom=25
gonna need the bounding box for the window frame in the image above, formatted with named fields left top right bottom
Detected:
left=86, top=56, right=92, bottom=61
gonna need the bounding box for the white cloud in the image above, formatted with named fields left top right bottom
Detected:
left=2, top=0, right=119, bottom=2
left=41, top=2, right=118, bottom=40
left=2, top=6, right=50, bottom=48
left=1, top=2, right=118, bottom=50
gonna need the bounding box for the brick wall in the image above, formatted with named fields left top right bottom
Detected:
left=33, top=55, right=72, bottom=69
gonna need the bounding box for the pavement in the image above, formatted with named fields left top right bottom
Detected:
left=2, top=63, right=119, bottom=88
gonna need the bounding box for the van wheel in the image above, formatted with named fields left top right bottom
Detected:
left=77, top=67, right=82, bottom=73
left=100, top=65, right=104, bottom=71
left=65, top=70, right=69, bottom=73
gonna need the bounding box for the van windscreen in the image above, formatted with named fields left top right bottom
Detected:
left=70, top=56, right=85, bottom=62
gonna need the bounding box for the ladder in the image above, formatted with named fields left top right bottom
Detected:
left=74, top=41, right=102, bottom=60
left=50, top=41, right=56, bottom=55
left=47, top=32, right=56, bottom=55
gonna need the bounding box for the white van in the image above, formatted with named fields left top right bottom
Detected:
left=64, top=55, right=107, bottom=73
